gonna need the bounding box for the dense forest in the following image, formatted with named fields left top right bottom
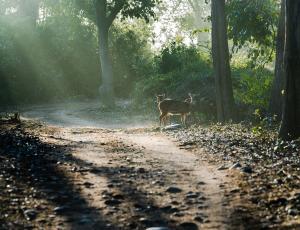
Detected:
left=1, top=0, right=300, bottom=229
left=0, top=0, right=279, bottom=118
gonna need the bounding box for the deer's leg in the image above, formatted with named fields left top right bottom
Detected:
left=162, top=115, right=166, bottom=126
left=159, top=112, right=167, bottom=126
left=180, top=114, right=184, bottom=125
left=164, top=115, right=170, bottom=125
left=182, top=114, right=186, bottom=126
left=164, top=114, right=170, bottom=126
left=159, top=112, right=162, bottom=126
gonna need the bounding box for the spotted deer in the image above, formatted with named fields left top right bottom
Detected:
left=156, top=93, right=193, bottom=126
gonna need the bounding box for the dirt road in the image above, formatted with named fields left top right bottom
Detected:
left=1, top=102, right=247, bottom=229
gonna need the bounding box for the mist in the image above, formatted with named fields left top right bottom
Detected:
left=2, top=0, right=300, bottom=229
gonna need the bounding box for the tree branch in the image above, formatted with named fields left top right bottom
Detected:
left=106, top=1, right=125, bottom=27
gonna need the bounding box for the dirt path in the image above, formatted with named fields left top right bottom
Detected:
left=123, top=132, right=229, bottom=228
left=11, top=104, right=240, bottom=229
left=40, top=127, right=232, bottom=229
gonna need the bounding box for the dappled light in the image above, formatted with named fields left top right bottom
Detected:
left=1, top=0, right=300, bottom=229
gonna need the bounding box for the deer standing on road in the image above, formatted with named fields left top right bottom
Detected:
left=156, top=93, right=193, bottom=126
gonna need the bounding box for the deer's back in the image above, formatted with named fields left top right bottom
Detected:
left=159, top=99, right=190, bottom=114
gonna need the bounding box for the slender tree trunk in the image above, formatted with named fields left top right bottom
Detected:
left=279, top=0, right=300, bottom=140
left=211, top=0, right=235, bottom=122
left=95, top=0, right=115, bottom=106
left=97, top=26, right=115, bottom=106
left=269, top=0, right=285, bottom=119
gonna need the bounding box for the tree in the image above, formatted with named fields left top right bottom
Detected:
left=92, top=0, right=159, bottom=106
left=269, top=0, right=285, bottom=119
left=279, top=0, right=300, bottom=140
left=211, top=0, right=235, bottom=122
left=226, top=0, right=279, bottom=67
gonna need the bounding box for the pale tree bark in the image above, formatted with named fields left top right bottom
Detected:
left=95, top=0, right=115, bottom=106
left=279, top=0, right=300, bottom=140
left=94, top=0, right=124, bottom=106
left=269, top=0, right=285, bottom=119
left=93, top=0, right=157, bottom=105
left=211, top=0, right=235, bottom=122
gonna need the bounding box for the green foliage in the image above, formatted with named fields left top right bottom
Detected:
left=158, top=41, right=205, bottom=74
left=0, top=1, right=159, bottom=105
left=71, top=0, right=160, bottom=25
left=226, top=0, right=280, bottom=66
left=38, top=14, right=100, bottom=97
left=232, top=63, right=273, bottom=109
left=160, top=41, right=212, bottom=75
left=117, top=0, right=159, bottom=22
left=132, top=41, right=217, bottom=117
left=109, top=21, right=153, bottom=97
left=0, top=0, right=277, bottom=125
left=0, top=7, right=100, bottom=106
left=132, top=40, right=273, bottom=121
left=134, top=41, right=212, bottom=98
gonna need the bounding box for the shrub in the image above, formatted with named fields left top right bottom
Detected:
left=232, top=64, right=273, bottom=109
left=133, top=41, right=212, bottom=99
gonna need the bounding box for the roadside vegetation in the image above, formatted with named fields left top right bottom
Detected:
left=1, top=0, right=277, bottom=122
left=1, top=0, right=300, bottom=229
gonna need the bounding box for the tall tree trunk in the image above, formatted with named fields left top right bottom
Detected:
left=269, top=0, right=285, bottom=119
left=279, top=0, right=300, bottom=140
left=97, top=26, right=115, bottom=106
left=211, top=0, right=235, bottom=122
left=95, top=1, right=115, bottom=106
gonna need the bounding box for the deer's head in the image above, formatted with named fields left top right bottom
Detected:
left=156, top=94, right=166, bottom=103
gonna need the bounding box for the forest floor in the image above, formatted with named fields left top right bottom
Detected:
left=1, top=101, right=300, bottom=229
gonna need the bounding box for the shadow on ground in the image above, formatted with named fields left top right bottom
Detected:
left=0, top=121, right=181, bottom=229
left=0, top=120, right=269, bottom=230
left=0, top=121, right=118, bottom=229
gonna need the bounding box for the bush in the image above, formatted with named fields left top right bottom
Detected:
left=133, top=40, right=273, bottom=121
left=132, top=41, right=217, bottom=117
left=232, top=63, right=273, bottom=109
left=133, top=41, right=212, bottom=99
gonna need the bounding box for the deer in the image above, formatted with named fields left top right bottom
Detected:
left=156, top=93, right=193, bottom=127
